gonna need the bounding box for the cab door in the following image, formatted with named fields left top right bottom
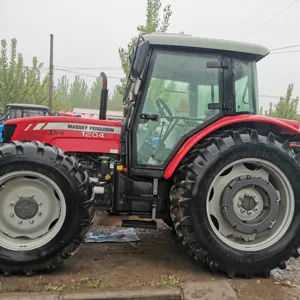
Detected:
left=131, top=49, right=223, bottom=174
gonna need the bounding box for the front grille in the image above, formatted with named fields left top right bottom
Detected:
left=2, top=124, right=17, bottom=142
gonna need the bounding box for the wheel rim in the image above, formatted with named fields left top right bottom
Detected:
left=206, top=158, right=295, bottom=252
left=0, top=171, right=67, bottom=251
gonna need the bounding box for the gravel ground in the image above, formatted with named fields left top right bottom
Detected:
left=0, top=212, right=299, bottom=300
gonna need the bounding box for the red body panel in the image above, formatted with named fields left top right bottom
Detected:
left=5, top=114, right=300, bottom=178
left=164, top=114, right=300, bottom=179
left=6, top=116, right=122, bottom=154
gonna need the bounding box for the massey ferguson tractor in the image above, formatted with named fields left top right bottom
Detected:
left=1, top=33, right=300, bottom=279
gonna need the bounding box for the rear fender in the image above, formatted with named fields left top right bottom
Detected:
left=164, top=115, right=300, bottom=179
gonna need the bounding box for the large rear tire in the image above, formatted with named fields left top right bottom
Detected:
left=170, top=129, right=300, bottom=278
left=0, top=141, right=94, bottom=275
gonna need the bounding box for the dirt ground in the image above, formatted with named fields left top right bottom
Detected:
left=0, top=212, right=299, bottom=300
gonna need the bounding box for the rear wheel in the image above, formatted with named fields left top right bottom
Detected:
left=170, top=129, right=300, bottom=278
left=0, top=141, right=94, bottom=275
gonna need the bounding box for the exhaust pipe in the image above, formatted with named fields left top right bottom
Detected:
left=99, top=72, right=108, bottom=120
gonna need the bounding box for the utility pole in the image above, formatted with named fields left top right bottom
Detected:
left=48, top=34, right=54, bottom=112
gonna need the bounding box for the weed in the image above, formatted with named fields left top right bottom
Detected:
left=151, top=275, right=180, bottom=287
left=87, top=279, right=102, bottom=289
left=44, top=283, right=65, bottom=292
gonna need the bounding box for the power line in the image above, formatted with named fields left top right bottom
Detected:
left=259, top=95, right=280, bottom=99
left=55, top=67, right=122, bottom=79
left=270, top=50, right=300, bottom=54
left=56, top=65, right=122, bottom=70
left=270, top=44, right=300, bottom=51
left=243, top=0, right=299, bottom=39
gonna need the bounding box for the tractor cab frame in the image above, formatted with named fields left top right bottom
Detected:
left=121, top=33, right=269, bottom=178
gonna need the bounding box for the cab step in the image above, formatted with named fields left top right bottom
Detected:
left=121, top=219, right=157, bottom=230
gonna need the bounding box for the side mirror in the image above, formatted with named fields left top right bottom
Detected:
left=131, top=40, right=149, bottom=78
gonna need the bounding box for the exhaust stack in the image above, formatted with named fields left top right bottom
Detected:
left=99, top=72, right=108, bottom=120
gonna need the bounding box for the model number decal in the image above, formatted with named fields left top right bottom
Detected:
left=48, top=130, right=64, bottom=136
left=82, top=132, right=105, bottom=138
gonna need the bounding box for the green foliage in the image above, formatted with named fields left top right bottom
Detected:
left=117, top=0, right=172, bottom=95
left=54, top=75, right=71, bottom=111
left=263, top=84, right=300, bottom=121
left=69, top=75, right=89, bottom=109
left=0, top=38, right=48, bottom=109
left=107, top=88, right=124, bottom=111
left=89, top=77, right=102, bottom=109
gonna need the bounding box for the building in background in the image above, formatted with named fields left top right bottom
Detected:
left=72, top=108, right=123, bottom=121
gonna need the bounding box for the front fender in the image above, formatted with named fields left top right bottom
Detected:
left=164, top=114, right=300, bottom=179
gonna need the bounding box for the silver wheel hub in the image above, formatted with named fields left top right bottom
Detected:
left=0, top=171, right=66, bottom=251
left=207, top=158, right=294, bottom=251
left=221, top=176, right=280, bottom=234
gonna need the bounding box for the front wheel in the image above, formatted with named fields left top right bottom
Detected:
left=171, top=129, right=300, bottom=278
left=0, top=141, right=94, bottom=275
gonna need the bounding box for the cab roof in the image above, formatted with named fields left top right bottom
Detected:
left=142, top=33, right=269, bottom=61
left=6, top=103, right=49, bottom=110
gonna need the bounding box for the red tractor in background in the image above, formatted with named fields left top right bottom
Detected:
left=1, top=33, right=300, bottom=279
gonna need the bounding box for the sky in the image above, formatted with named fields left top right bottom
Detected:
left=1, top=0, right=299, bottom=111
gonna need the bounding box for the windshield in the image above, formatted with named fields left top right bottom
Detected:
left=0, top=110, right=10, bottom=122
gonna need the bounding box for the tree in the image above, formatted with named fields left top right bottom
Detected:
left=0, top=38, right=48, bottom=109
left=54, top=75, right=70, bottom=111
left=22, top=57, right=49, bottom=105
left=117, top=0, right=172, bottom=95
left=107, top=89, right=124, bottom=111
left=264, top=84, right=300, bottom=121
left=89, top=77, right=102, bottom=109
left=69, top=75, right=89, bottom=109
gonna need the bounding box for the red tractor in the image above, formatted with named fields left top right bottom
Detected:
left=1, top=33, right=300, bottom=278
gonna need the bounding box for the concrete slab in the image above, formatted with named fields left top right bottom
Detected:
left=0, top=293, right=60, bottom=300
left=0, top=287, right=182, bottom=300
left=182, top=280, right=237, bottom=300
left=62, top=287, right=182, bottom=299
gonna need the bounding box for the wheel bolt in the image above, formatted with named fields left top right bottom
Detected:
left=10, top=213, right=14, bottom=217
left=10, top=202, right=14, bottom=207
left=247, top=211, right=252, bottom=215
left=19, top=194, right=22, bottom=198
left=18, top=220, right=22, bottom=224
left=38, top=202, right=42, bottom=206
left=30, top=220, right=34, bottom=224
left=223, top=206, right=228, bottom=210
left=237, top=202, right=242, bottom=207
left=38, top=212, right=42, bottom=216
left=253, top=229, right=257, bottom=233
left=254, top=208, right=258, bottom=211
left=240, top=209, right=245, bottom=213
left=239, top=196, right=244, bottom=200
left=30, top=195, right=34, bottom=198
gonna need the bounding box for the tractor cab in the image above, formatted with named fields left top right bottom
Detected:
left=122, top=33, right=269, bottom=175
left=0, top=103, right=50, bottom=121
left=0, top=103, right=50, bottom=140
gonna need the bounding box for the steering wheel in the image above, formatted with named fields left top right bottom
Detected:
left=156, top=98, right=173, bottom=122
